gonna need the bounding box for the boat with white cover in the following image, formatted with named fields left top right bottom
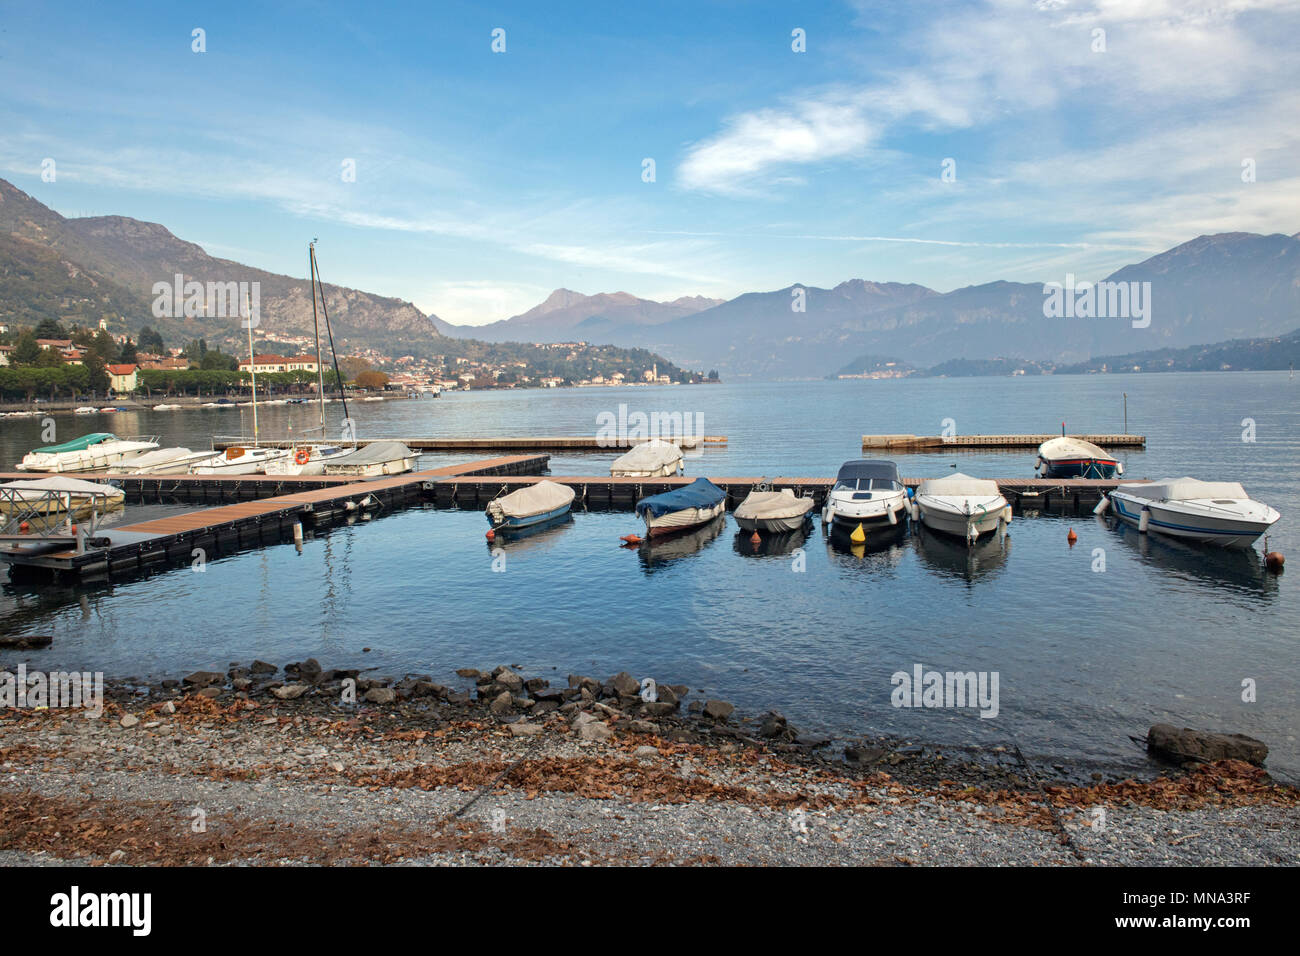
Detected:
left=265, top=444, right=353, bottom=476
left=1104, top=478, right=1280, bottom=548
left=734, top=488, right=815, bottom=533
left=912, top=473, right=1010, bottom=542
left=822, top=460, right=908, bottom=538
left=190, top=445, right=290, bottom=474
left=106, top=447, right=223, bottom=475
left=1035, top=436, right=1123, bottom=479
left=635, top=478, right=726, bottom=537
left=16, top=433, right=159, bottom=473
left=486, top=480, right=576, bottom=531
left=322, top=441, right=418, bottom=477
left=611, top=440, right=683, bottom=477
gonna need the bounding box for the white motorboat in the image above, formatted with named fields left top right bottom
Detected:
left=1104, top=478, right=1280, bottom=549
left=265, top=444, right=353, bottom=476
left=735, top=488, right=815, bottom=533
left=190, top=445, right=290, bottom=474
left=1035, top=436, right=1123, bottom=479
left=16, top=433, right=159, bottom=473
left=822, top=460, right=908, bottom=539
left=611, top=440, right=683, bottom=477
left=106, top=447, right=223, bottom=475
left=912, top=473, right=1010, bottom=542
left=322, top=441, right=418, bottom=477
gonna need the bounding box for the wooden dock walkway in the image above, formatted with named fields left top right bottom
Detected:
left=0, top=455, right=549, bottom=576
left=863, top=433, right=1145, bottom=450
left=213, top=435, right=728, bottom=452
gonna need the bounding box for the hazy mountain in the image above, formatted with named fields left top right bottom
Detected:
left=1056, top=326, right=1300, bottom=374
left=435, top=288, right=725, bottom=342
left=5, top=177, right=1297, bottom=379
left=0, top=178, right=444, bottom=354
left=606, top=234, right=1300, bottom=378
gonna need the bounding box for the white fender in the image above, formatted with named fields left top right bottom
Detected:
left=1093, top=496, right=1110, bottom=516
left=1138, top=506, right=1150, bottom=533
left=888, top=506, right=898, bottom=525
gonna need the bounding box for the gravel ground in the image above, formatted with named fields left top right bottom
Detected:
left=1, top=690, right=1296, bottom=867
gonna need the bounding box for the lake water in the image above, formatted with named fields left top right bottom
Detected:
left=1, top=373, right=1297, bottom=777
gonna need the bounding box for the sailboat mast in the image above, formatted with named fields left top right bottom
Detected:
left=309, top=242, right=327, bottom=430
left=246, top=287, right=258, bottom=443
left=312, top=252, right=351, bottom=429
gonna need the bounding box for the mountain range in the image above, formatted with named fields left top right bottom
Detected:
left=2, top=177, right=1297, bottom=379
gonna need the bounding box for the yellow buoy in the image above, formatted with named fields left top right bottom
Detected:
left=850, top=522, right=866, bottom=544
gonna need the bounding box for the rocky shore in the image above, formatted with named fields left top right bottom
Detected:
left=1, top=660, right=1296, bottom=866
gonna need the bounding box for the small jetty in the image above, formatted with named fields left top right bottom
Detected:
left=213, top=435, right=728, bottom=452
left=863, top=433, right=1145, bottom=450
left=0, top=455, right=548, bottom=576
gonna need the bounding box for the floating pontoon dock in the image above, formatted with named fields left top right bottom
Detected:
left=213, top=435, right=728, bottom=452
left=863, top=433, right=1145, bottom=450
left=425, top=475, right=1144, bottom=512
left=0, top=455, right=548, bottom=576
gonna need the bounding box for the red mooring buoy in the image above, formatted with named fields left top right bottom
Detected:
left=1265, top=551, right=1285, bottom=573
left=620, top=534, right=643, bottom=547
left=750, top=531, right=761, bottom=545
left=1067, top=527, right=1078, bottom=546
left=485, top=529, right=495, bottom=541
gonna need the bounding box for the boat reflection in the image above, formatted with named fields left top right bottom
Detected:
left=484, top=512, right=574, bottom=555
left=824, top=520, right=908, bottom=564
left=911, top=523, right=1009, bottom=584
left=637, top=515, right=725, bottom=572
left=732, top=524, right=812, bottom=559
left=1101, top=516, right=1279, bottom=597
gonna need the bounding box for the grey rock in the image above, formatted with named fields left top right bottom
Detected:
left=508, top=722, right=543, bottom=737
left=182, top=670, right=224, bottom=687
left=609, top=672, right=641, bottom=696
left=490, top=690, right=514, bottom=715
left=703, top=699, right=735, bottom=721
left=1147, top=724, right=1269, bottom=766
left=364, top=687, right=398, bottom=704
left=119, top=714, right=139, bottom=728
left=272, top=684, right=309, bottom=700
left=250, top=660, right=277, bottom=675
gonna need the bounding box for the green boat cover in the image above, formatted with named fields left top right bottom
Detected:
left=33, top=432, right=116, bottom=454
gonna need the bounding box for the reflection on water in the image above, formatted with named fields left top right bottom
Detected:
left=637, top=516, right=725, bottom=572
left=912, top=524, right=1011, bottom=586
left=1101, top=516, right=1279, bottom=599
left=732, top=524, right=811, bottom=559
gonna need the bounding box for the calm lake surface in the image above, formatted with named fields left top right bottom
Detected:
left=1, top=373, right=1297, bottom=776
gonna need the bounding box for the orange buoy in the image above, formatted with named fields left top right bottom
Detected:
left=1265, top=551, right=1285, bottom=573
left=485, top=529, right=495, bottom=541
left=19, top=521, right=29, bottom=534
left=1067, top=527, right=1078, bottom=546
left=620, top=534, right=643, bottom=546
left=750, top=531, right=761, bottom=545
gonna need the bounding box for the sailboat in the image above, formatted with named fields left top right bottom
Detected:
left=193, top=288, right=289, bottom=474
left=266, top=242, right=357, bottom=475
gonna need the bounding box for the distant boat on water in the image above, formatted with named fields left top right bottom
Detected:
left=1036, top=436, right=1123, bottom=479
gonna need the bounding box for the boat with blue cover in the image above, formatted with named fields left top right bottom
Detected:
left=635, top=478, right=726, bottom=537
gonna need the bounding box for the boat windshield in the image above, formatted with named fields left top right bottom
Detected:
left=835, top=477, right=901, bottom=492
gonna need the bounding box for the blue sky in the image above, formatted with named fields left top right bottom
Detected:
left=2, top=0, right=1298, bottom=324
